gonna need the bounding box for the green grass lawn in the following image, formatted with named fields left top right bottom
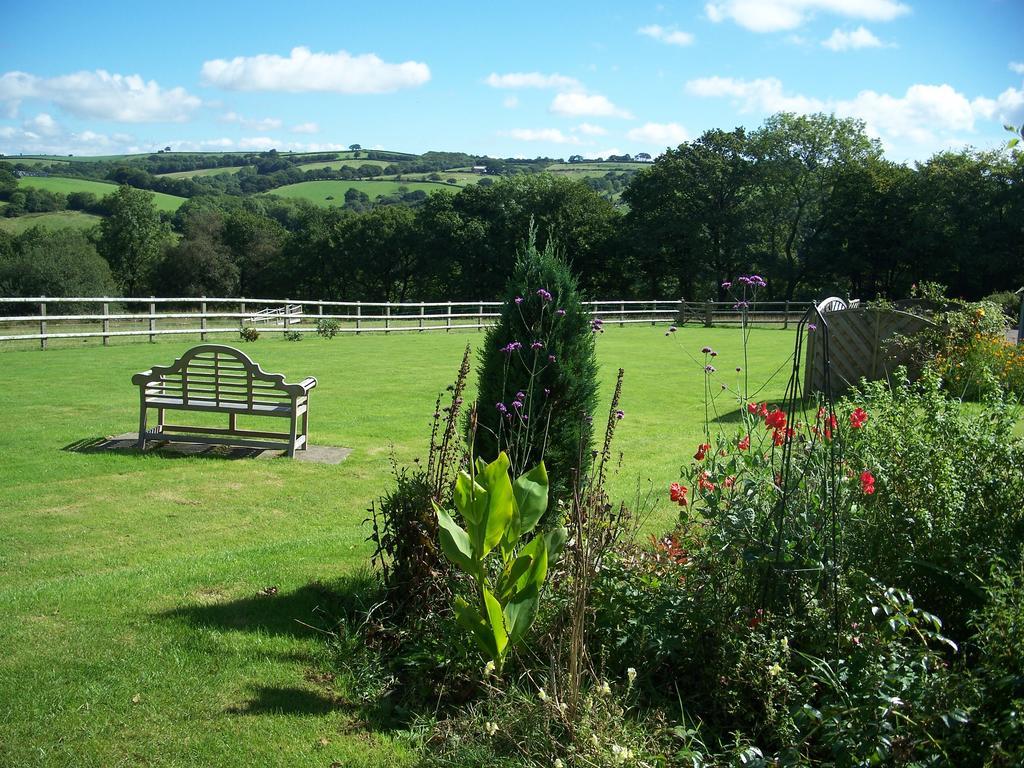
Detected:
left=0, top=210, right=103, bottom=234
left=295, top=159, right=393, bottom=172
left=18, top=177, right=187, bottom=213
left=265, top=179, right=457, bottom=205
left=0, top=325, right=797, bottom=767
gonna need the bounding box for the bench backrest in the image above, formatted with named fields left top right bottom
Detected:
left=132, top=344, right=307, bottom=408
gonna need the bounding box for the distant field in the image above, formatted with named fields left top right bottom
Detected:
left=295, top=159, right=392, bottom=172
left=378, top=171, right=486, bottom=187
left=546, top=162, right=648, bottom=172
left=1, top=157, right=70, bottom=167
left=265, top=179, right=456, bottom=205
left=0, top=210, right=103, bottom=234
left=18, top=177, right=187, bottom=212
left=155, top=166, right=248, bottom=179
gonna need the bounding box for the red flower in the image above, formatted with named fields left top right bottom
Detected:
left=738, top=435, right=750, bottom=451
left=860, top=470, right=876, bottom=495
left=765, top=409, right=787, bottom=430
left=669, top=482, right=688, bottom=506
left=747, top=402, right=758, bottom=415
left=694, top=443, right=711, bottom=461
left=697, top=470, right=716, bottom=492
left=850, top=407, right=869, bottom=429
left=724, top=475, right=736, bottom=488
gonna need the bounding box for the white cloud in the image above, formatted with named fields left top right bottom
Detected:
left=686, top=75, right=827, bottom=113
left=220, top=111, right=283, bottom=131
left=575, top=122, right=607, bottom=135
left=1010, top=62, right=1024, bottom=75
left=550, top=92, right=633, bottom=118
left=821, top=26, right=886, bottom=50
left=201, top=46, right=430, bottom=94
left=503, top=128, right=581, bottom=144
left=503, top=95, right=519, bottom=109
left=485, top=72, right=583, bottom=91
left=687, top=73, right=1024, bottom=158
left=705, top=0, right=909, bottom=33
left=290, top=122, right=319, bottom=134
left=638, top=24, right=695, bottom=46
left=25, top=112, right=60, bottom=136
left=0, top=69, right=201, bottom=122
left=627, top=121, right=690, bottom=145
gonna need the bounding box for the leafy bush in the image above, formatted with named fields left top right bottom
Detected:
left=474, top=229, right=598, bottom=499
left=238, top=326, right=259, bottom=342
left=283, top=329, right=302, bottom=341
left=316, top=318, right=340, bottom=339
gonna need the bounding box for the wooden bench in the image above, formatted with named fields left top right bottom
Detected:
left=132, top=344, right=316, bottom=457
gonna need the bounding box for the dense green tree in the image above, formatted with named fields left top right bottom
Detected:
left=0, top=227, right=117, bottom=304
left=97, top=185, right=172, bottom=296
left=153, top=211, right=239, bottom=297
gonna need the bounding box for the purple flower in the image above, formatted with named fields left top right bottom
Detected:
left=710, top=351, right=718, bottom=358
left=512, top=400, right=523, bottom=409
left=455, top=397, right=463, bottom=405
left=514, top=296, right=524, bottom=305
left=536, top=288, right=552, bottom=302
left=556, top=308, right=566, bottom=317
left=591, top=318, right=604, bottom=332
left=615, top=409, right=625, bottom=420
left=548, top=354, right=556, bottom=363
left=531, top=340, right=544, bottom=350
left=515, top=390, right=526, bottom=401
left=808, top=323, right=817, bottom=332
left=543, top=388, right=551, bottom=397
left=496, top=402, right=507, bottom=413
left=721, top=281, right=732, bottom=289
left=701, top=346, right=713, bottom=354
left=733, top=301, right=750, bottom=310
left=669, top=326, right=677, bottom=333
left=500, top=341, right=523, bottom=354
left=705, top=364, right=716, bottom=374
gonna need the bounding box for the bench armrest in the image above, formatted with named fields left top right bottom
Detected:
left=298, top=376, right=317, bottom=392
left=131, top=370, right=153, bottom=386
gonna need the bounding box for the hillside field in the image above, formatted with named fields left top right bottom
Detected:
left=155, top=166, right=248, bottom=179
left=265, top=179, right=457, bottom=205
left=18, top=177, right=187, bottom=212
left=0, top=210, right=103, bottom=234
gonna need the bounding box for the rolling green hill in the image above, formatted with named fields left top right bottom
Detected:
left=264, top=179, right=457, bottom=205
left=155, top=166, right=248, bottom=179
left=18, top=177, right=187, bottom=212
left=0, top=210, right=104, bottom=234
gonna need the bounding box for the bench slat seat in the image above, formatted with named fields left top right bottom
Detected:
left=132, top=344, right=316, bottom=457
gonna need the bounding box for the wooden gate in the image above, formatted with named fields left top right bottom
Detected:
left=803, top=307, right=935, bottom=395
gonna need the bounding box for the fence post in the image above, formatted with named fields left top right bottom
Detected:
left=149, top=297, right=156, bottom=342
left=239, top=298, right=246, bottom=331
left=446, top=301, right=452, bottom=333
left=650, top=300, right=656, bottom=326
left=419, top=303, right=425, bottom=332
left=783, top=300, right=790, bottom=330
left=385, top=303, right=391, bottom=334
left=200, top=296, right=207, bottom=341
left=704, top=300, right=713, bottom=328
left=39, top=297, right=46, bottom=350
left=478, top=302, right=484, bottom=331
left=102, top=302, right=109, bottom=346
left=620, top=300, right=625, bottom=328
left=1017, top=296, right=1024, bottom=345
left=355, top=302, right=361, bottom=335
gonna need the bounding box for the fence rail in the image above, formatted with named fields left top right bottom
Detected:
left=0, top=296, right=808, bottom=348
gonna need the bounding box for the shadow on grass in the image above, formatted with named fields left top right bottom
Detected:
left=161, top=581, right=346, bottom=638
left=63, top=436, right=264, bottom=460
left=709, top=407, right=747, bottom=426
left=226, top=685, right=337, bottom=716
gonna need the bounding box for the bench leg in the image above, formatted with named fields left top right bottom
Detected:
left=137, top=402, right=148, bottom=451
left=301, top=403, right=309, bottom=451
left=287, top=411, right=298, bottom=458
left=157, top=408, right=165, bottom=434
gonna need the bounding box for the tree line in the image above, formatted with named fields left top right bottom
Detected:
left=1, top=112, right=1021, bottom=308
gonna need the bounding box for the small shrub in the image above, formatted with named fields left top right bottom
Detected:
left=283, top=329, right=302, bottom=341
left=239, top=326, right=259, bottom=342
left=316, top=318, right=341, bottom=339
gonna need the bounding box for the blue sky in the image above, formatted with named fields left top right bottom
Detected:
left=2, top=0, right=1022, bottom=162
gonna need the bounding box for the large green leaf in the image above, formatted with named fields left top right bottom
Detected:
left=482, top=587, right=509, bottom=660
left=479, top=453, right=514, bottom=557
left=434, top=503, right=479, bottom=581
left=453, top=470, right=489, bottom=555
left=515, top=535, right=549, bottom=594
left=453, top=596, right=496, bottom=658
left=503, top=583, right=540, bottom=646
left=544, top=526, right=568, bottom=565
left=513, top=462, right=549, bottom=537
left=496, top=554, right=534, bottom=602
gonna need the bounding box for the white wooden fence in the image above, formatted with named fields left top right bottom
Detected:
left=0, top=296, right=807, bottom=349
